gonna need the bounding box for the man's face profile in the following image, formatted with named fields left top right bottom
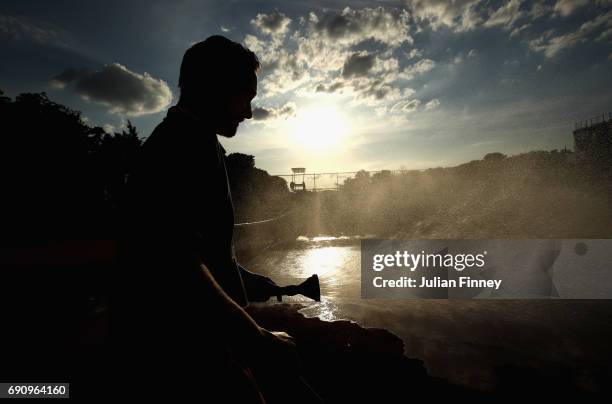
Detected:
left=216, top=73, right=257, bottom=138
left=177, top=36, right=260, bottom=138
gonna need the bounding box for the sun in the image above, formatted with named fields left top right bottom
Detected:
left=290, top=106, right=350, bottom=151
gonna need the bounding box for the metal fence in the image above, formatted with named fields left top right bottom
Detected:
left=574, top=112, right=612, bottom=131
left=273, top=169, right=424, bottom=192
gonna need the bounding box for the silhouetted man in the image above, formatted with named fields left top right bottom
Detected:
left=111, top=36, right=319, bottom=402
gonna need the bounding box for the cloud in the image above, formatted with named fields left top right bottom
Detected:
left=306, top=7, right=412, bottom=47
left=342, top=52, right=376, bottom=78
left=425, top=99, right=441, bottom=110
left=529, top=10, right=612, bottom=57
left=483, top=0, right=524, bottom=30
left=598, top=27, right=612, bottom=41
left=510, top=23, right=531, bottom=37
left=529, top=1, right=553, bottom=19
left=311, top=51, right=402, bottom=105
left=241, top=1, right=610, bottom=120
left=504, top=59, right=520, bottom=67
left=405, top=0, right=484, bottom=32
left=0, top=14, right=68, bottom=47
left=405, top=0, right=596, bottom=34
left=252, top=102, right=296, bottom=121
left=246, top=6, right=411, bottom=103
left=354, top=79, right=402, bottom=104
left=49, top=68, right=85, bottom=89
left=553, top=0, right=589, bottom=17
left=244, top=33, right=312, bottom=96
left=406, top=48, right=423, bottom=59
left=244, top=34, right=268, bottom=63
left=251, top=10, right=291, bottom=38
left=260, top=50, right=311, bottom=96
left=390, top=99, right=421, bottom=113
left=315, top=80, right=345, bottom=93
left=409, top=58, right=436, bottom=73
left=220, top=26, right=230, bottom=33
left=53, top=63, right=173, bottom=116
left=400, top=58, right=435, bottom=80
left=102, top=124, right=116, bottom=134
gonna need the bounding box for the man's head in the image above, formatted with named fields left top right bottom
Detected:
left=178, top=35, right=259, bottom=137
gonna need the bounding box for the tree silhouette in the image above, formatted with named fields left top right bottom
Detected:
left=0, top=91, right=291, bottom=240
left=0, top=91, right=142, bottom=241
left=226, top=152, right=291, bottom=222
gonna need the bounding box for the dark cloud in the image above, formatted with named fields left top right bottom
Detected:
left=528, top=9, right=612, bottom=58
left=49, top=68, right=86, bottom=89
left=252, top=102, right=296, bottom=121
left=245, top=1, right=612, bottom=115
left=314, top=13, right=351, bottom=38
left=308, top=7, right=412, bottom=47
left=245, top=6, right=412, bottom=101
left=529, top=1, right=553, bottom=19
left=351, top=77, right=401, bottom=103
left=342, top=52, right=376, bottom=78
left=554, top=0, right=589, bottom=17
left=361, top=83, right=399, bottom=101
left=315, top=81, right=345, bottom=93
left=53, top=63, right=173, bottom=116
left=0, top=14, right=69, bottom=47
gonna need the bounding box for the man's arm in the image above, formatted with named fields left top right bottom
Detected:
left=194, top=254, right=297, bottom=368
left=136, top=123, right=295, bottom=363
left=197, top=257, right=260, bottom=341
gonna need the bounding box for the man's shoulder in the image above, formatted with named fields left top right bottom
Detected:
left=145, top=107, right=216, bottom=149
left=146, top=109, right=192, bottom=143
left=138, top=109, right=221, bottom=176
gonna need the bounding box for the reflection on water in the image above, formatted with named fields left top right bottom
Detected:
left=254, top=236, right=361, bottom=299
left=247, top=236, right=612, bottom=390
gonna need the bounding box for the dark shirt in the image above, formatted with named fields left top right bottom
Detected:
left=112, top=106, right=249, bottom=357
left=120, top=106, right=246, bottom=304
left=109, top=106, right=255, bottom=397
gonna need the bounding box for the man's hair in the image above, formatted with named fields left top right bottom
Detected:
left=179, top=35, right=260, bottom=100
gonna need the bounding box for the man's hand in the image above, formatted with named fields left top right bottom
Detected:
left=239, top=267, right=280, bottom=302
left=232, top=326, right=299, bottom=370
left=255, top=328, right=300, bottom=372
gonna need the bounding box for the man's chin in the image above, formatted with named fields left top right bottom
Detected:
left=218, top=123, right=239, bottom=138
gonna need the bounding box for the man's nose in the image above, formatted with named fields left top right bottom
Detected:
left=245, top=103, right=252, bottom=120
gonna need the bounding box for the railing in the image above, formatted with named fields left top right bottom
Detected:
left=233, top=209, right=300, bottom=262
left=574, top=112, right=612, bottom=130
left=273, top=169, right=426, bottom=192
left=234, top=209, right=294, bottom=227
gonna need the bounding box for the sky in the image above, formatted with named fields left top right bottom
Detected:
left=1, top=0, right=612, bottom=175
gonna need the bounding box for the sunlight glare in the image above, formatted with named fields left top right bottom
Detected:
left=290, top=106, right=349, bottom=151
